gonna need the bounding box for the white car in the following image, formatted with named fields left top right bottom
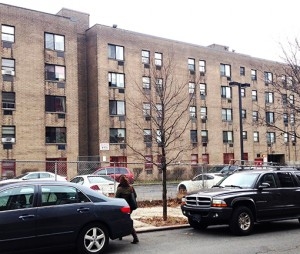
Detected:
left=0, top=171, right=67, bottom=183
left=177, top=173, right=224, bottom=196
left=70, top=175, right=118, bottom=196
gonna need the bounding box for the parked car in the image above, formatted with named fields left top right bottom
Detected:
left=93, top=166, right=134, bottom=184
left=0, top=171, right=67, bottom=183
left=181, top=168, right=300, bottom=236
left=70, top=175, right=118, bottom=196
left=177, top=173, right=224, bottom=196
left=0, top=180, right=133, bottom=253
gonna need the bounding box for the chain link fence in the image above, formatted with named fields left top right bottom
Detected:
left=1, top=159, right=298, bottom=182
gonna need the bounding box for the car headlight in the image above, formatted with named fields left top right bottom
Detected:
left=211, top=199, right=227, bottom=207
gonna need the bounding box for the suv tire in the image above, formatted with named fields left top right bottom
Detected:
left=229, top=206, right=254, bottom=236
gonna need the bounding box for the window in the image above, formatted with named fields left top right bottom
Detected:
left=0, top=186, right=34, bottom=210
left=290, top=113, right=295, bottom=125
left=222, top=108, right=232, bottom=121
left=2, top=58, right=15, bottom=75
left=291, top=132, right=296, bottom=143
left=264, top=71, right=273, bottom=84
left=200, top=83, right=206, bottom=96
left=45, top=64, right=65, bottom=81
left=283, top=133, right=289, bottom=143
left=45, top=95, right=66, bottom=113
left=189, top=82, right=195, bottom=94
left=2, top=92, right=15, bottom=110
left=241, top=88, right=246, bottom=97
left=156, top=104, right=162, bottom=119
left=108, top=72, right=125, bottom=88
left=251, top=69, right=257, bottom=81
left=240, top=66, right=245, bottom=76
left=190, top=130, right=198, bottom=143
left=1, top=25, right=14, bottom=42
left=191, top=154, right=198, bottom=165
left=201, top=130, right=208, bottom=143
left=289, top=94, right=295, bottom=105
left=266, top=132, right=275, bottom=144
left=109, top=128, right=125, bottom=143
left=45, top=33, right=64, bottom=51
left=220, top=64, right=231, bottom=77
left=144, top=129, right=152, bottom=143
left=265, top=92, right=274, bottom=103
left=155, top=52, right=162, bottom=66
left=109, top=100, right=125, bottom=116
left=266, top=112, right=275, bottom=124
left=41, top=185, right=90, bottom=206
left=252, top=90, right=257, bottom=101
left=242, top=109, right=246, bottom=119
left=46, top=127, right=66, bottom=143
left=199, top=60, right=206, bottom=74
left=282, top=94, right=287, bottom=105
left=108, top=44, right=124, bottom=60
left=200, top=107, right=207, bottom=120
left=2, top=126, right=15, bottom=139
left=145, top=155, right=153, bottom=169
left=243, top=131, right=247, bottom=140
left=143, top=103, right=151, bottom=117
left=252, top=111, right=258, bottom=121
left=188, top=58, right=195, bottom=71
left=221, top=86, right=232, bottom=99
left=156, top=130, right=162, bottom=144
left=223, top=131, right=233, bottom=143
left=142, top=50, right=150, bottom=64
left=277, top=172, right=295, bottom=187
left=283, top=113, right=288, bottom=124
left=253, top=131, right=259, bottom=142
left=189, top=106, right=196, bottom=118
left=156, top=78, right=163, bottom=93
left=142, top=76, right=150, bottom=89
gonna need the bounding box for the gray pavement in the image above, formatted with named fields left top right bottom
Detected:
left=131, top=205, right=189, bottom=232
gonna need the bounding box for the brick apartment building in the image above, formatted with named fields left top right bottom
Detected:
left=0, top=3, right=298, bottom=179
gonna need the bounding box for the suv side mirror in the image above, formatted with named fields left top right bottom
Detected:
left=258, top=182, right=270, bottom=189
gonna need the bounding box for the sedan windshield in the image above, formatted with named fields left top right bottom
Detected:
left=218, top=172, right=260, bottom=188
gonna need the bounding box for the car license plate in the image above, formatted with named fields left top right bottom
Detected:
left=191, top=214, right=201, bottom=222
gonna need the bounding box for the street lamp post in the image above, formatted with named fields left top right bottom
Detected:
left=229, top=82, right=250, bottom=164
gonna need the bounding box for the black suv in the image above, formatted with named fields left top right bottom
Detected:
left=181, top=168, right=300, bottom=235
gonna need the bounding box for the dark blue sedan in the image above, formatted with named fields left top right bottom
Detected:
left=0, top=181, right=133, bottom=253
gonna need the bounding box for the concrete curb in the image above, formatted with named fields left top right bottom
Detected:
left=136, top=223, right=190, bottom=233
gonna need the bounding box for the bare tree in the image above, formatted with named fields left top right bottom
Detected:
left=126, top=52, right=196, bottom=220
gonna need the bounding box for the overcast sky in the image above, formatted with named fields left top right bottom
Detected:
left=1, top=0, right=299, bottom=62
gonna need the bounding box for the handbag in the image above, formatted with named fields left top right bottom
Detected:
left=128, top=189, right=138, bottom=210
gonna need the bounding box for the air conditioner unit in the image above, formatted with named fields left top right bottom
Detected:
left=201, top=115, right=207, bottom=120
left=2, top=137, right=15, bottom=143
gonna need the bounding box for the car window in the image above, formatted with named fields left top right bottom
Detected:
left=70, top=177, right=84, bottom=184
left=119, top=168, right=127, bottom=174
left=277, top=172, right=295, bottom=187
left=257, top=173, right=276, bottom=188
left=193, top=175, right=203, bottom=181
left=40, top=172, right=52, bottom=178
left=97, top=169, right=107, bottom=174
left=25, top=173, right=39, bottom=179
left=0, top=186, right=34, bottom=211
left=41, top=185, right=90, bottom=206
left=107, top=168, right=115, bottom=174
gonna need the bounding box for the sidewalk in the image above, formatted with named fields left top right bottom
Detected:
left=131, top=206, right=189, bottom=232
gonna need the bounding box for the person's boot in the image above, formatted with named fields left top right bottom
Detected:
left=131, top=230, right=139, bottom=244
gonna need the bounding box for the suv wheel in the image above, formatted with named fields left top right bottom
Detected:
left=229, top=206, right=254, bottom=236
left=188, top=218, right=208, bottom=230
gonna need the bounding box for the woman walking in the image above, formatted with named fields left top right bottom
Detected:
left=115, top=174, right=139, bottom=244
